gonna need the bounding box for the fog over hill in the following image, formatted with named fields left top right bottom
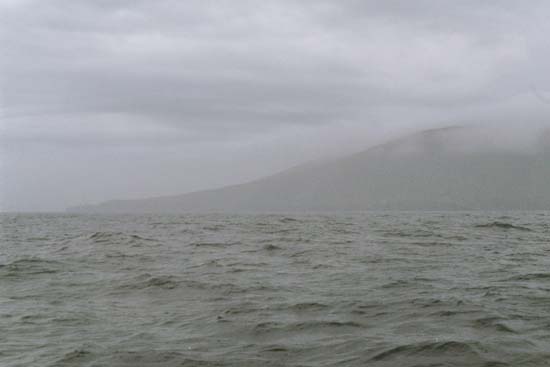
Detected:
left=69, top=125, right=550, bottom=213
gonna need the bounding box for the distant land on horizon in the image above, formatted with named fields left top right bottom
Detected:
left=68, top=126, right=550, bottom=213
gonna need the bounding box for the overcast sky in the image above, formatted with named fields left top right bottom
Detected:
left=1, top=0, right=550, bottom=211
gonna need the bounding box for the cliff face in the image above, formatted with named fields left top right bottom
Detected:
left=69, top=126, right=550, bottom=213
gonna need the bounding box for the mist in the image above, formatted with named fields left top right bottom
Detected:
left=2, top=0, right=550, bottom=211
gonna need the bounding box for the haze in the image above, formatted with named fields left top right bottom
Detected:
left=2, top=0, right=550, bottom=212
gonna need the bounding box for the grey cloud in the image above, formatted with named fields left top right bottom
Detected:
left=1, top=0, right=550, bottom=211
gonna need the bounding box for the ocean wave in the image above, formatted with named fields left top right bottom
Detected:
left=201, top=224, right=226, bottom=231
left=263, top=244, right=281, bottom=251
left=279, top=217, right=299, bottom=223
left=253, top=320, right=363, bottom=335
left=52, top=349, right=93, bottom=366
left=474, top=222, right=532, bottom=231
left=88, top=231, right=157, bottom=245
left=506, top=273, right=550, bottom=281
left=261, top=345, right=291, bottom=352
left=190, top=241, right=241, bottom=248
left=0, top=258, right=64, bottom=277
left=117, top=274, right=180, bottom=290
left=93, top=351, right=224, bottom=367
left=369, top=340, right=484, bottom=362
left=287, top=302, right=329, bottom=312
left=472, top=317, right=517, bottom=333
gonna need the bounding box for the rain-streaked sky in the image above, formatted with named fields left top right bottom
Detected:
left=2, top=0, right=550, bottom=211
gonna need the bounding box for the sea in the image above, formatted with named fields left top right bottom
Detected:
left=1, top=211, right=550, bottom=367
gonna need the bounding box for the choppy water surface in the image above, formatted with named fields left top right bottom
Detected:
left=1, top=212, right=550, bottom=366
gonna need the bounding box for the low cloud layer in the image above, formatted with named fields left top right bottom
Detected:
left=2, top=0, right=550, bottom=211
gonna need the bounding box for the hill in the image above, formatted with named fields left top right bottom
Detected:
left=68, top=126, right=550, bottom=212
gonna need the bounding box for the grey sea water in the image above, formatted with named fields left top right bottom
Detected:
left=1, top=212, right=550, bottom=367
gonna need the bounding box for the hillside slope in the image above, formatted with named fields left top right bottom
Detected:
left=69, top=126, right=550, bottom=212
